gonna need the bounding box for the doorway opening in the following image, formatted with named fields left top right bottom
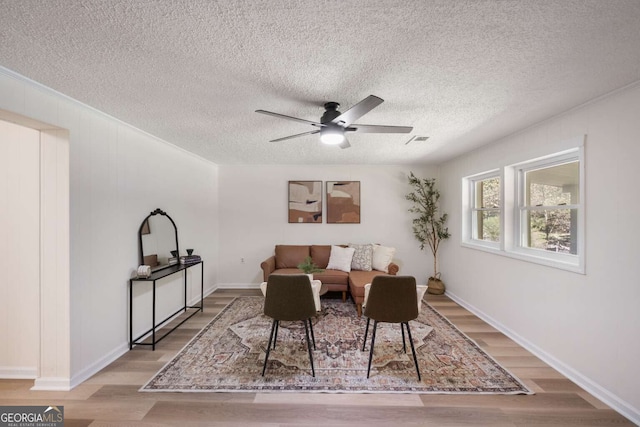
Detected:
left=0, top=110, right=71, bottom=390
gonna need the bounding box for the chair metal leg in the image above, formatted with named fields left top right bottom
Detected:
left=262, top=319, right=278, bottom=376
left=273, top=320, right=279, bottom=349
left=401, top=322, right=407, bottom=353
left=303, top=320, right=315, bottom=377
left=404, top=322, right=421, bottom=381
left=366, top=320, right=378, bottom=378
left=362, top=317, right=370, bottom=351
left=308, top=318, right=316, bottom=350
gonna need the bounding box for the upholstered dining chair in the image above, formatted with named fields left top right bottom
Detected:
left=262, top=274, right=316, bottom=377
left=361, top=275, right=421, bottom=380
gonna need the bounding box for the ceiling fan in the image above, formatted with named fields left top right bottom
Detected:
left=255, top=95, right=413, bottom=149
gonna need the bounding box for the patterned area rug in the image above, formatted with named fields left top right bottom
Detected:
left=141, top=296, right=532, bottom=394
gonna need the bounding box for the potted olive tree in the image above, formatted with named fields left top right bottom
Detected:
left=297, top=256, right=324, bottom=282
left=406, top=172, right=451, bottom=295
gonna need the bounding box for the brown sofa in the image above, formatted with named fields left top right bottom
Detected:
left=260, top=245, right=398, bottom=316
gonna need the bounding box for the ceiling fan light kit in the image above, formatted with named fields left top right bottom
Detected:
left=320, top=124, right=345, bottom=145
left=256, top=95, right=413, bottom=149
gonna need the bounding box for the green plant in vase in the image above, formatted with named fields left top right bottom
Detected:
left=297, top=256, right=324, bottom=281
left=406, top=172, right=451, bottom=295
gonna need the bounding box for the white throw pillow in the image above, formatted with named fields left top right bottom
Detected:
left=371, top=244, right=396, bottom=273
left=348, top=243, right=373, bottom=271
left=326, top=245, right=356, bottom=273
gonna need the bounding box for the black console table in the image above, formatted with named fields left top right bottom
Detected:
left=129, top=261, right=204, bottom=350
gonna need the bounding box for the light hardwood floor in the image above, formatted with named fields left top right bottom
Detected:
left=0, top=289, right=632, bottom=426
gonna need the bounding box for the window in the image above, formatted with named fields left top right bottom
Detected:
left=519, top=160, right=579, bottom=255
left=513, top=149, right=583, bottom=271
left=462, top=138, right=585, bottom=273
left=462, top=170, right=503, bottom=250
left=471, top=174, right=501, bottom=243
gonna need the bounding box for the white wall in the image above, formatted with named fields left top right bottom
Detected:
left=438, top=82, right=640, bottom=423
left=0, top=120, right=40, bottom=378
left=3, top=60, right=636, bottom=422
left=0, top=67, right=219, bottom=388
left=217, top=165, right=437, bottom=286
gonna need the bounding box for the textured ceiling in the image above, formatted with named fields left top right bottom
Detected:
left=1, top=1, right=640, bottom=165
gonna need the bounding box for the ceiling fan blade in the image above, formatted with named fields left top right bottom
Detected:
left=347, top=124, right=413, bottom=134
left=256, top=110, right=324, bottom=127
left=270, top=130, right=320, bottom=142
left=331, top=95, right=384, bottom=127
left=339, top=138, right=351, bottom=149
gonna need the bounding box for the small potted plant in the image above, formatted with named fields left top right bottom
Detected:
left=406, top=172, right=451, bottom=295
left=297, top=256, right=324, bottom=282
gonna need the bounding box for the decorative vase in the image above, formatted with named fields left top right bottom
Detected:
left=186, top=249, right=194, bottom=256
left=427, top=274, right=445, bottom=295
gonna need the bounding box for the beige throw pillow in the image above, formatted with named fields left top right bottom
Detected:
left=372, top=244, right=396, bottom=273
left=326, top=245, right=356, bottom=273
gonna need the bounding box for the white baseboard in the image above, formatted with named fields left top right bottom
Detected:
left=31, top=377, right=72, bottom=391
left=215, top=282, right=260, bottom=289
left=131, top=283, right=219, bottom=348
left=69, top=284, right=218, bottom=390
left=34, top=283, right=227, bottom=391
left=0, top=366, right=37, bottom=379
left=188, top=283, right=217, bottom=306
left=69, top=342, right=129, bottom=389
left=445, top=290, right=640, bottom=425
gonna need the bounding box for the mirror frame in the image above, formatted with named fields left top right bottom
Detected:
left=138, top=208, right=179, bottom=271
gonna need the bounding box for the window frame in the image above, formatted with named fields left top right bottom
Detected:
left=511, top=148, right=584, bottom=272
left=461, top=137, right=585, bottom=274
left=462, top=169, right=502, bottom=251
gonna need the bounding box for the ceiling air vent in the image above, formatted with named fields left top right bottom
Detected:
left=405, top=136, right=429, bottom=145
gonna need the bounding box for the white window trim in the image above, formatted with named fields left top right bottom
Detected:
left=509, top=146, right=585, bottom=273
left=461, top=136, right=585, bottom=274
left=462, top=169, right=501, bottom=251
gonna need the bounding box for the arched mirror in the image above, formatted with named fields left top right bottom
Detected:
left=139, top=208, right=179, bottom=272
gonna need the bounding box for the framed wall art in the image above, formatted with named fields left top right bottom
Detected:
left=288, top=181, right=322, bottom=223
left=326, top=181, right=360, bottom=224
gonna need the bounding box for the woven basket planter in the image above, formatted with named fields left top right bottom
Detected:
left=427, top=275, right=445, bottom=295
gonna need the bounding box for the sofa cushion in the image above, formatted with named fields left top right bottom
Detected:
left=272, top=268, right=348, bottom=286
left=349, top=243, right=373, bottom=271
left=275, top=245, right=310, bottom=269
left=348, top=270, right=390, bottom=298
left=327, top=245, right=356, bottom=272
left=310, top=245, right=331, bottom=268
left=314, top=269, right=349, bottom=285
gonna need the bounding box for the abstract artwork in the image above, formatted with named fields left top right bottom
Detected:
left=288, top=181, right=322, bottom=223
left=326, top=181, right=360, bottom=224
